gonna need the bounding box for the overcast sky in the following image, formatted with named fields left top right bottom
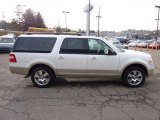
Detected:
left=0, top=0, right=159, bottom=32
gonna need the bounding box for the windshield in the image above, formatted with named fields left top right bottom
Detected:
left=0, top=38, right=14, bottom=43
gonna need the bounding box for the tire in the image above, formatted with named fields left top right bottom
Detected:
left=31, top=67, right=55, bottom=88
left=122, top=66, right=145, bottom=88
left=124, top=47, right=128, bottom=49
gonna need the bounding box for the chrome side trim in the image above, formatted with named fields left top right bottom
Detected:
left=56, top=69, right=121, bottom=78
left=86, top=70, right=121, bottom=76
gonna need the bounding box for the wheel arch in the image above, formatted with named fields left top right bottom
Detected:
left=26, top=64, right=57, bottom=78
left=121, top=63, right=148, bottom=78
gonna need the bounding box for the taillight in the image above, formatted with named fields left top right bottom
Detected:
left=9, top=54, right=17, bottom=63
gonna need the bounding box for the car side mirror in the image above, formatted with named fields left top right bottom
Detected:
left=104, top=49, right=109, bottom=55
left=104, top=49, right=116, bottom=55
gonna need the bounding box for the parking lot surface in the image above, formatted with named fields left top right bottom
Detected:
left=0, top=49, right=160, bottom=120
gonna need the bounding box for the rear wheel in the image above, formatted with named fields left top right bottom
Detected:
left=31, top=67, right=55, bottom=88
left=122, top=66, right=145, bottom=87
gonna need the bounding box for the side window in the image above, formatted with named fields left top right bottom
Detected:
left=13, top=37, right=57, bottom=53
left=60, top=38, right=87, bottom=54
left=88, top=39, right=112, bottom=55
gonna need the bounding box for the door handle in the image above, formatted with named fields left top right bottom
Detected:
left=58, top=56, right=64, bottom=60
left=91, top=57, right=96, bottom=60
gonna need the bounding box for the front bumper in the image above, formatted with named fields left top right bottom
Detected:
left=148, top=69, right=154, bottom=76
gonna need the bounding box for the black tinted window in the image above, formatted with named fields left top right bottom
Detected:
left=60, top=38, right=87, bottom=54
left=13, top=37, right=57, bottom=53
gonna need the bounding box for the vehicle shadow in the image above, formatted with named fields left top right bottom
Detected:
left=25, top=79, right=125, bottom=88
left=53, top=79, right=124, bottom=88
left=0, top=52, right=10, bottom=54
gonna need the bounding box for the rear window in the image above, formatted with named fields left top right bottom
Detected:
left=13, top=37, right=57, bottom=53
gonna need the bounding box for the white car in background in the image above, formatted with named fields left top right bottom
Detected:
left=0, top=34, right=15, bottom=52
left=109, top=40, right=128, bottom=49
left=137, top=41, right=149, bottom=48
left=128, top=40, right=142, bottom=47
left=147, top=39, right=155, bottom=44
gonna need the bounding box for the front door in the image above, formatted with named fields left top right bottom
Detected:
left=86, top=39, right=120, bottom=77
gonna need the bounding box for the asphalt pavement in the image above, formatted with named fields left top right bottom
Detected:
left=0, top=49, right=160, bottom=120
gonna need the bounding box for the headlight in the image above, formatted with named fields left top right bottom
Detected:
left=148, top=58, right=153, bottom=64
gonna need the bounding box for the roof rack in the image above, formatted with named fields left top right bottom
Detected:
left=25, top=32, right=81, bottom=36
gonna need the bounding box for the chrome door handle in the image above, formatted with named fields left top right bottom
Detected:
left=58, top=56, right=64, bottom=60
left=91, top=57, right=96, bottom=60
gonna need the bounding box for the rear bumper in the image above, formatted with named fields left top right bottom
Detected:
left=9, top=66, right=28, bottom=75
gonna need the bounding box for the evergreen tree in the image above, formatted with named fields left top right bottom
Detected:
left=23, top=8, right=36, bottom=31
left=36, top=12, right=46, bottom=28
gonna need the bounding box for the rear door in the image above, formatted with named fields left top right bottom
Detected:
left=56, top=38, right=88, bottom=76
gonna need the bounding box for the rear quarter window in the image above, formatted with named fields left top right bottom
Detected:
left=13, top=37, right=57, bottom=53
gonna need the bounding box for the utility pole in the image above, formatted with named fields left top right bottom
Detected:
left=2, top=12, right=5, bottom=21
left=155, top=5, right=160, bottom=40
left=2, top=12, right=6, bottom=30
left=88, top=0, right=90, bottom=36
left=34, top=12, right=38, bottom=27
left=96, top=7, right=101, bottom=37
left=62, top=11, right=69, bottom=32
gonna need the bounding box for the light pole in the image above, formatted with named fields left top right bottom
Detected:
left=83, top=0, right=93, bottom=36
left=96, top=7, right=101, bottom=37
left=155, top=5, right=160, bottom=40
left=62, top=11, right=69, bottom=32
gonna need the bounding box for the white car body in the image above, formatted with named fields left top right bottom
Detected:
left=9, top=34, right=154, bottom=87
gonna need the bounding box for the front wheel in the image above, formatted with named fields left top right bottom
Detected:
left=31, top=67, right=55, bottom=88
left=124, top=46, right=128, bottom=49
left=122, top=66, right=145, bottom=87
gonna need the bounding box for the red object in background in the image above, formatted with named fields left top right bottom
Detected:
left=149, top=41, right=160, bottom=49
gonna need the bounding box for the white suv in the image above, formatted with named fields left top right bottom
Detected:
left=9, top=34, right=154, bottom=88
